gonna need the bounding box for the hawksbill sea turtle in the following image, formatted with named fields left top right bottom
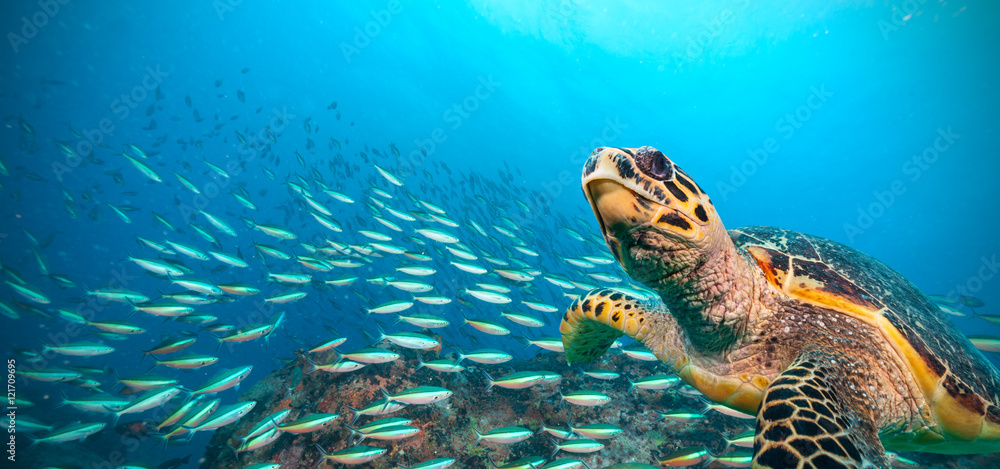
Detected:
left=559, top=146, right=1000, bottom=468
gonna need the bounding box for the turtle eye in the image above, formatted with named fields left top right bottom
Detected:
left=634, top=146, right=673, bottom=181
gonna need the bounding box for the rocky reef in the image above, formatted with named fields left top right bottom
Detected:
left=199, top=346, right=1000, bottom=468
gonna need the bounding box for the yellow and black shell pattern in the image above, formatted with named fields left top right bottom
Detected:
left=733, top=225, right=1000, bottom=452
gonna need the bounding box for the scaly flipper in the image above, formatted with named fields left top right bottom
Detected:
left=754, top=348, right=889, bottom=469
left=560, top=288, right=667, bottom=364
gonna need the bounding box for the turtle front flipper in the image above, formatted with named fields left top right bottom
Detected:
left=560, top=288, right=666, bottom=365
left=755, top=347, right=890, bottom=469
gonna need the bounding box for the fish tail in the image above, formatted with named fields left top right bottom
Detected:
left=346, top=406, right=360, bottom=425
left=537, top=419, right=548, bottom=434
left=362, top=329, right=377, bottom=346
left=227, top=440, right=239, bottom=462
left=515, top=335, right=532, bottom=350
left=482, top=370, right=494, bottom=392
left=472, top=427, right=482, bottom=448
left=55, top=390, right=68, bottom=409
left=303, top=356, right=320, bottom=374
left=313, top=444, right=329, bottom=468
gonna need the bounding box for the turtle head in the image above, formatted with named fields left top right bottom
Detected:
left=582, top=146, right=727, bottom=284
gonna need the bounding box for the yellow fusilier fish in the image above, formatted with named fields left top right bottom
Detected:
left=188, top=366, right=253, bottom=396
left=85, top=319, right=145, bottom=335
left=482, top=370, right=546, bottom=390
left=42, top=342, right=115, bottom=357
left=455, top=348, right=512, bottom=364
left=5, top=280, right=50, bottom=304
left=108, top=386, right=182, bottom=426
left=415, top=228, right=458, bottom=244
left=215, top=324, right=275, bottom=349
left=462, top=315, right=511, bottom=336
left=472, top=426, right=533, bottom=447
left=184, top=401, right=256, bottom=438
left=57, top=393, right=129, bottom=413
left=388, top=280, right=434, bottom=293
left=18, top=368, right=83, bottom=383
left=657, top=446, right=713, bottom=467
left=174, top=172, right=200, bottom=193
left=208, top=250, right=248, bottom=268
left=315, top=445, right=387, bottom=465
left=268, top=272, right=312, bottom=284
left=366, top=300, right=413, bottom=316
left=462, top=288, right=512, bottom=304
left=396, top=265, right=436, bottom=276
left=159, top=398, right=220, bottom=442
left=277, top=413, right=340, bottom=434
left=150, top=353, right=218, bottom=370
left=164, top=241, right=209, bottom=261
left=29, top=422, right=107, bottom=446
left=127, top=254, right=186, bottom=276
left=374, top=326, right=439, bottom=350
left=560, top=390, right=612, bottom=406
left=232, top=409, right=292, bottom=448
left=217, top=282, right=259, bottom=296
left=232, top=426, right=282, bottom=457
left=374, top=164, right=403, bottom=186
left=254, top=222, right=297, bottom=240
left=171, top=278, right=224, bottom=296
left=263, top=291, right=307, bottom=304
left=200, top=210, right=237, bottom=237
left=324, top=189, right=355, bottom=204
left=552, top=438, right=605, bottom=455
left=131, top=302, right=194, bottom=318
left=500, top=312, right=545, bottom=328
left=122, top=153, right=161, bottom=182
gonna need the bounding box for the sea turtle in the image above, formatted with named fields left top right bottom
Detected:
left=560, top=146, right=1000, bottom=468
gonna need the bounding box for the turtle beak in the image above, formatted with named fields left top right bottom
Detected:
left=586, top=179, right=640, bottom=238
left=582, top=149, right=650, bottom=241
left=584, top=178, right=651, bottom=267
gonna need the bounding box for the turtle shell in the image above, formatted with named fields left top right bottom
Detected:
left=732, top=225, right=1000, bottom=451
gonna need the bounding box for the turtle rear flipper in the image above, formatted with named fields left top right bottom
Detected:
left=560, top=288, right=665, bottom=364
left=755, top=348, right=890, bottom=469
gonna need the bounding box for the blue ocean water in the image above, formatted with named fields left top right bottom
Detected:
left=1, top=0, right=998, bottom=467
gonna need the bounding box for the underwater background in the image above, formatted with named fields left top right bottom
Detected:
left=1, top=0, right=999, bottom=467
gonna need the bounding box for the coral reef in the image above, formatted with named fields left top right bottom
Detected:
left=200, top=347, right=1000, bottom=468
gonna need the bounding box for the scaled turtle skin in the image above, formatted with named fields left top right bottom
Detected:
left=560, top=146, right=1000, bottom=468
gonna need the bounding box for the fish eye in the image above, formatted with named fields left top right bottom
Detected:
left=634, top=146, right=673, bottom=181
